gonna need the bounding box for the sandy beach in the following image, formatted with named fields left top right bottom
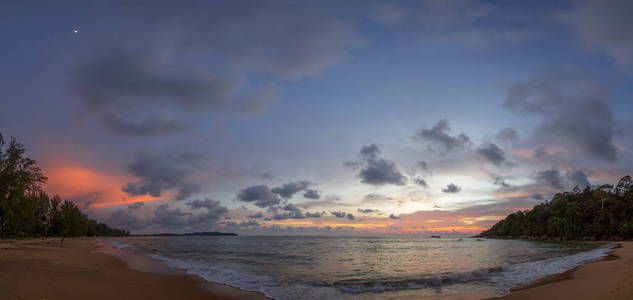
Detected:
left=2, top=238, right=633, bottom=300
left=502, top=241, right=633, bottom=300
left=0, top=238, right=268, bottom=300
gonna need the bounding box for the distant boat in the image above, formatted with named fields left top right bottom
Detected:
left=431, top=235, right=441, bottom=238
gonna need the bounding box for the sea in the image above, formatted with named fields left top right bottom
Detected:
left=106, top=236, right=613, bottom=300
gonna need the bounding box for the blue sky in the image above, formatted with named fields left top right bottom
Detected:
left=1, top=0, right=632, bottom=235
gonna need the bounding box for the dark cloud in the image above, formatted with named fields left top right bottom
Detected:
left=122, top=0, right=364, bottom=81
left=106, top=208, right=146, bottom=230
left=567, top=169, right=592, bottom=188
left=248, top=212, right=264, bottom=219
left=186, top=198, right=224, bottom=211
left=416, top=161, right=429, bottom=170
left=442, top=183, right=462, bottom=193
left=493, top=177, right=511, bottom=189
left=496, top=128, right=519, bottom=143
left=346, top=213, right=356, bottom=221
left=413, top=177, right=428, bottom=187
left=74, top=0, right=362, bottom=135
left=504, top=72, right=617, bottom=162
left=122, top=152, right=203, bottom=201
left=101, top=112, right=191, bottom=136
left=358, top=208, right=379, bottom=214
left=271, top=181, right=311, bottom=199
left=535, top=169, right=564, bottom=190
left=359, top=158, right=407, bottom=186
left=305, top=211, right=323, bottom=218
left=303, top=189, right=321, bottom=199
left=414, top=119, right=470, bottom=153
left=531, top=193, right=544, bottom=200
left=347, top=144, right=406, bottom=186
left=562, top=0, right=633, bottom=67
left=359, top=144, right=381, bottom=160
left=127, top=202, right=144, bottom=210
left=236, top=185, right=282, bottom=208
left=477, top=143, right=513, bottom=167
left=107, top=198, right=228, bottom=231
left=331, top=211, right=347, bottom=218
left=240, top=220, right=261, bottom=227
left=389, top=214, right=401, bottom=220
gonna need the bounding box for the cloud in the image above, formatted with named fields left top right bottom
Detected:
left=493, top=177, right=511, bottom=189
left=331, top=211, right=347, bottom=218
left=562, top=0, right=633, bottom=67
left=416, top=161, right=429, bottom=170
left=359, top=158, right=407, bottom=186
left=346, top=213, right=356, bottom=221
left=535, top=169, right=564, bottom=190
left=271, top=181, right=311, bottom=199
left=414, top=119, right=470, bottom=153
left=122, top=152, right=203, bottom=201
left=127, top=202, right=144, bottom=210
left=303, top=189, right=321, bottom=199
left=477, top=143, right=513, bottom=167
left=101, top=112, right=191, bottom=136
left=496, top=128, right=519, bottom=143
left=389, top=214, right=401, bottom=220
left=413, top=178, right=428, bottom=187
left=122, top=0, right=364, bottom=81
left=240, top=220, right=261, bottom=227
left=74, top=0, right=363, bottom=135
left=442, top=183, right=462, bottom=193
left=358, top=208, right=379, bottom=214
left=305, top=211, right=323, bottom=218
left=347, top=144, right=406, bottom=186
left=106, top=198, right=228, bottom=232
left=503, top=72, right=617, bottom=162
left=248, top=212, right=264, bottom=219
left=567, top=169, right=592, bottom=188
left=236, top=185, right=282, bottom=208
left=186, top=198, right=224, bottom=210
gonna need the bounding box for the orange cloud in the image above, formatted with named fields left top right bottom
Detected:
left=43, top=163, right=167, bottom=209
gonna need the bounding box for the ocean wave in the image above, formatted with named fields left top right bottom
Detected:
left=490, top=243, right=614, bottom=295
left=142, top=242, right=613, bottom=299
left=146, top=254, right=343, bottom=300
left=107, top=240, right=135, bottom=249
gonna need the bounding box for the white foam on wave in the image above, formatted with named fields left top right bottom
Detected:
left=143, top=243, right=614, bottom=299
left=146, top=254, right=345, bottom=300
left=107, top=240, right=135, bottom=249
left=491, top=243, right=614, bottom=295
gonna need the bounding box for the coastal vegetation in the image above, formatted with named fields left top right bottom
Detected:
left=0, top=133, right=128, bottom=239
left=478, top=175, right=633, bottom=240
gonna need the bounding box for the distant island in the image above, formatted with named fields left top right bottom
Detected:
left=135, top=231, right=238, bottom=237
left=477, top=175, right=633, bottom=241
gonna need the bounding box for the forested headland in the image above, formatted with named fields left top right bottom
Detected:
left=478, top=175, right=633, bottom=240
left=0, top=133, right=128, bottom=239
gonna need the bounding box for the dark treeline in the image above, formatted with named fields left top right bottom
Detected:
left=478, top=175, right=633, bottom=240
left=0, top=133, right=128, bottom=239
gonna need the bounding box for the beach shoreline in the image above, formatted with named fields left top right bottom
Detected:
left=2, top=238, right=632, bottom=299
left=501, top=241, right=633, bottom=299
left=0, top=237, right=268, bottom=300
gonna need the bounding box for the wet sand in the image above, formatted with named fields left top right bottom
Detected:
left=0, top=237, right=268, bottom=300
left=502, top=241, right=633, bottom=300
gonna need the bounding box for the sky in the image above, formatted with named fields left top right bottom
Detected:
left=1, top=0, right=632, bottom=236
